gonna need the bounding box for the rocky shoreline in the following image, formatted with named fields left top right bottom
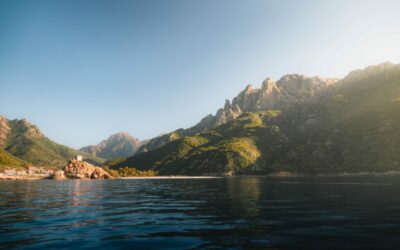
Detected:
left=53, top=159, right=113, bottom=180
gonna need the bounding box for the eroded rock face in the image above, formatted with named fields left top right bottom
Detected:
left=10, top=119, right=43, bottom=138
left=63, top=160, right=113, bottom=179
left=193, top=74, right=338, bottom=130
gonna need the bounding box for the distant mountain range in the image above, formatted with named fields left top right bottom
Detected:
left=80, top=132, right=141, bottom=159
left=0, top=116, right=104, bottom=168
left=109, top=62, right=400, bottom=175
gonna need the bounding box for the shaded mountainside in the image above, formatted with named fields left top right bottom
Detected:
left=109, top=62, right=400, bottom=175
left=0, top=148, right=27, bottom=170
left=294, top=62, right=400, bottom=173
left=0, top=116, right=104, bottom=167
left=80, top=132, right=141, bottom=159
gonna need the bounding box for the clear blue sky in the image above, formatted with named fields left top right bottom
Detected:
left=1, top=0, right=400, bottom=148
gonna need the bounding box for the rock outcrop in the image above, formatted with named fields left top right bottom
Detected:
left=52, top=170, right=66, bottom=180
left=191, top=74, right=338, bottom=131
left=63, top=160, right=113, bottom=179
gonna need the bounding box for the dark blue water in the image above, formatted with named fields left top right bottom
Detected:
left=1, top=176, right=400, bottom=250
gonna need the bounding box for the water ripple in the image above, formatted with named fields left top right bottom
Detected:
left=1, top=177, right=400, bottom=249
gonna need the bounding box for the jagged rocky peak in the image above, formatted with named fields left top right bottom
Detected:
left=104, top=131, right=140, bottom=146
left=193, top=74, right=338, bottom=130
left=232, top=84, right=258, bottom=111
left=80, top=131, right=141, bottom=159
left=244, top=84, right=255, bottom=93
left=224, top=99, right=231, bottom=110
left=276, top=74, right=337, bottom=99
left=261, top=77, right=277, bottom=93
left=108, top=131, right=136, bottom=141
left=10, top=118, right=43, bottom=138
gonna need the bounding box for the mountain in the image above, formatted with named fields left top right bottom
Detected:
left=80, top=132, right=141, bottom=159
left=135, top=73, right=338, bottom=154
left=107, top=110, right=286, bottom=175
left=109, top=62, right=400, bottom=175
left=0, top=116, right=104, bottom=167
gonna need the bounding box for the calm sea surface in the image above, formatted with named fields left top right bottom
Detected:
left=1, top=176, right=400, bottom=250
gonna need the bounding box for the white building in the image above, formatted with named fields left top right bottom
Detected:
left=76, top=155, right=83, bottom=161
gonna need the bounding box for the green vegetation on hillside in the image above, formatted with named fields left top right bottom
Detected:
left=2, top=119, right=104, bottom=168
left=0, top=148, right=28, bottom=171
left=108, top=64, right=400, bottom=175
left=103, top=166, right=157, bottom=177
left=109, top=110, right=288, bottom=175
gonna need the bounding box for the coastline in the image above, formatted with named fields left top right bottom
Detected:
left=2, top=171, right=400, bottom=180
left=119, top=176, right=222, bottom=179
left=261, top=171, right=400, bottom=178
left=0, top=175, right=50, bottom=180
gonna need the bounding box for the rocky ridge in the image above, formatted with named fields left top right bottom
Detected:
left=190, top=74, right=338, bottom=132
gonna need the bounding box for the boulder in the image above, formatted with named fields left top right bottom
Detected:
left=52, top=170, right=66, bottom=180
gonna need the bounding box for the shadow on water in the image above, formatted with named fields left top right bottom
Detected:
left=1, top=176, right=400, bottom=249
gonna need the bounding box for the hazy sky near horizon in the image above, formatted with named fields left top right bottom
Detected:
left=1, top=0, right=400, bottom=148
